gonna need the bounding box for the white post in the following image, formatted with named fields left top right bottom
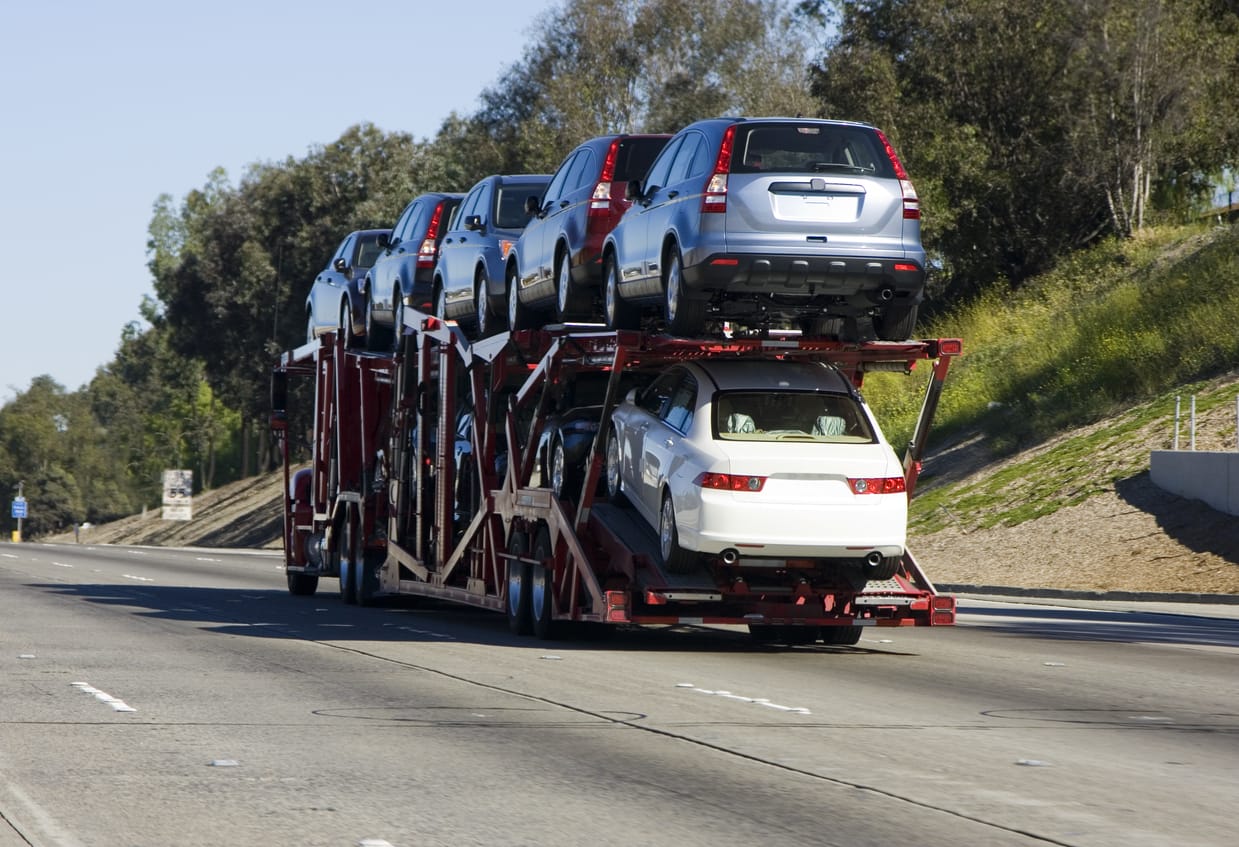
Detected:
left=1190, top=395, right=1197, bottom=451
left=1174, top=395, right=1181, bottom=450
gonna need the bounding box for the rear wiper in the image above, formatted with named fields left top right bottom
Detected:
left=806, top=161, right=870, bottom=174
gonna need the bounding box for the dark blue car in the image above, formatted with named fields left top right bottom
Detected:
left=433, top=173, right=550, bottom=338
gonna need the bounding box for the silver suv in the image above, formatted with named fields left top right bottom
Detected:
left=600, top=117, right=925, bottom=339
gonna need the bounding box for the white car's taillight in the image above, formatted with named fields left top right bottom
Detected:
left=848, top=477, right=907, bottom=495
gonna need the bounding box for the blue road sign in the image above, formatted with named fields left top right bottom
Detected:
left=11, top=497, right=27, bottom=519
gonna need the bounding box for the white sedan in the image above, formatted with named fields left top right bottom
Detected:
left=604, top=359, right=908, bottom=575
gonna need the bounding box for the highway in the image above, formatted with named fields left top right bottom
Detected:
left=2, top=542, right=1236, bottom=847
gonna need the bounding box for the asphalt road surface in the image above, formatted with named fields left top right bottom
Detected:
left=2, top=542, right=1237, bottom=847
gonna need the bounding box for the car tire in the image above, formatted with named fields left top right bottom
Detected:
left=390, top=292, right=405, bottom=352
left=868, top=556, right=902, bottom=581
left=798, top=316, right=845, bottom=339
left=659, top=492, right=696, bottom=574
left=306, top=312, right=316, bottom=344
left=604, top=425, right=627, bottom=505
left=663, top=247, right=705, bottom=336
left=434, top=283, right=447, bottom=321
left=364, top=297, right=390, bottom=351
left=476, top=270, right=504, bottom=337
left=530, top=526, right=557, bottom=640
left=874, top=304, right=919, bottom=341
left=339, top=300, right=358, bottom=349
left=507, top=265, right=534, bottom=331
left=506, top=529, right=532, bottom=635
left=604, top=255, right=639, bottom=331
left=555, top=252, right=588, bottom=322
left=549, top=437, right=582, bottom=504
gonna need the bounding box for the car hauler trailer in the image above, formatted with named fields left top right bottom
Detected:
left=270, top=312, right=960, bottom=644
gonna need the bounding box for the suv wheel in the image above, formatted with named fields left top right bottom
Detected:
left=663, top=248, right=705, bottom=336
left=507, top=265, right=533, bottom=331
left=555, top=253, right=587, bottom=321
left=604, top=256, right=639, bottom=330
left=874, top=304, right=919, bottom=341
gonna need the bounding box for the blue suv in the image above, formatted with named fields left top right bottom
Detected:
left=600, top=117, right=926, bottom=339
left=433, top=173, right=550, bottom=337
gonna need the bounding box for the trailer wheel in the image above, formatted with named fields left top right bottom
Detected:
left=659, top=493, right=696, bottom=574
left=821, top=625, right=863, bottom=646
left=355, top=548, right=382, bottom=607
left=530, top=526, right=558, bottom=640
left=339, top=513, right=359, bottom=605
left=506, top=529, right=532, bottom=635
left=286, top=570, right=319, bottom=596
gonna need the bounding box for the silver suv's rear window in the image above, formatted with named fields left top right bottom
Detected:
left=731, top=123, right=895, bottom=179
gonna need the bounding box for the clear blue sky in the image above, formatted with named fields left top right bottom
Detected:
left=0, top=0, right=559, bottom=404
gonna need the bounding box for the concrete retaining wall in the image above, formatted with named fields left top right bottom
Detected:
left=1150, top=450, right=1239, bottom=516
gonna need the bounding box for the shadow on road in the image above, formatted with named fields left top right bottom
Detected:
left=27, top=580, right=907, bottom=656
left=960, top=602, right=1239, bottom=648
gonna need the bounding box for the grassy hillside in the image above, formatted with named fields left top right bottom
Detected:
left=864, top=221, right=1239, bottom=534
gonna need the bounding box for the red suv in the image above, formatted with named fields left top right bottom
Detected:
left=504, top=133, right=672, bottom=329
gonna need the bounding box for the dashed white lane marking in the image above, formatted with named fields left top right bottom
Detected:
left=677, top=684, right=811, bottom=715
left=1, top=553, right=18, bottom=559
left=358, top=840, right=395, bottom=847
left=195, top=556, right=221, bottom=562
left=122, top=574, right=154, bottom=582
left=71, top=682, right=137, bottom=713
left=53, top=561, right=73, bottom=568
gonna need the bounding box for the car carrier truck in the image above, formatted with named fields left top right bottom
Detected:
left=270, top=311, right=960, bottom=644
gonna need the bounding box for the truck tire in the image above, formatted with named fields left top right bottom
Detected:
left=339, top=513, right=358, bottom=605
left=506, top=530, right=532, bottom=635
left=286, top=570, right=319, bottom=596
left=356, top=548, right=382, bottom=606
left=821, top=625, right=863, bottom=646
left=530, top=526, right=557, bottom=640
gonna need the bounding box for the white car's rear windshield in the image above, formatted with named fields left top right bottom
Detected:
left=714, top=391, right=876, bottom=443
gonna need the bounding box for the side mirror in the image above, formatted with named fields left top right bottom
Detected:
left=624, top=387, right=638, bottom=404
left=525, top=195, right=541, bottom=216
left=333, top=257, right=348, bottom=273
left=378, top=233, right=390, bottom=248
left=465, top=215, right=483, bottom=232
left=625, top=179, right=643, bottom=202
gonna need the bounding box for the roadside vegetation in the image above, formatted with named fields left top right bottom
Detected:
left=864, top=221, right=1239, bottom=532
left=2, top=0, right=1237, bottom=538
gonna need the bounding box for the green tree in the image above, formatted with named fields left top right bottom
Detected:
left=810, top=0, right=1239, bottom=300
